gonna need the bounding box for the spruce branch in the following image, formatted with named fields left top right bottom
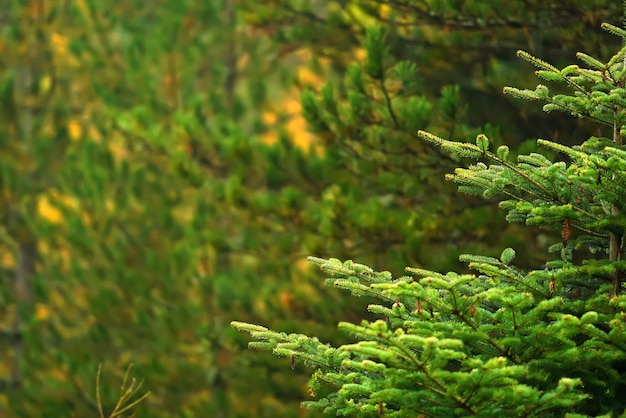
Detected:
left=235, top=12, right=626, bottom=416
left=609, top=104, right=624, bottom=295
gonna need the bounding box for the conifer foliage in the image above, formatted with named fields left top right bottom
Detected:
left=244, top=0, right=624, bottom=274
left=233, top=19, right=626, bottom=417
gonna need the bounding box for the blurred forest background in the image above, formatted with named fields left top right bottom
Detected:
left=0, top=0, right=622, bottom=417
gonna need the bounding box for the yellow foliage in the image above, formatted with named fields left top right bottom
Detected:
left=109, top=143, right=130, bottom=160
left=261, top=91, right=321, bottom=153
left=237, top=53, right=249, bottom=71
left=346, top=3, right=378, bottom=27
left=68, top=120, right=82, bottom=140
left=279, top=291, right=295, bottom=310
left=35, top=303, right=51, bottom=321
left=1, top=250, right=15, bottom=269
left=257, top=44, right=332, bottom=153
left=284, top=97, right=301, bottom=115
left=261, top=132, right=277, bottom=146
left=50, top=33, right=68, bottom=55
left=254, top=298, right=268, bottom=317
left=109, top=132, right=130, bottom=160
left=297, top=67, right=323, bottom=86
left=379, top=4, right=391, bottom=20
left=37, top=190, right=82, bottom=224
left=355, top=48, right=367, bottom=62
left=104, top=198, right=116, bottom=213
left=59, top=192, right=79, bottom=210
left=39, top=75, right=53, bottom=95
left=286, top=116, right=314, bottom=150
left=37, top=195, right=63, bottom=224
left=292, top=257, right=311, bottom=274
left=262, top=111, right=277, bottom=125
left=172, top=203, right=194, bottom=224
left=88, top=125, right=102, bottom=142
left=50, top=31, right=80, bottom=67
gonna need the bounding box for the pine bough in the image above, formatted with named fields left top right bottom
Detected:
left=232, top=21, right=626, bottom=417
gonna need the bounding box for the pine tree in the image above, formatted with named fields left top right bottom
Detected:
left=233, top=16, right=626, bottom=417
left=4, top=1, right=625, bottom=417
left=241, top=0, right=625, bottom=275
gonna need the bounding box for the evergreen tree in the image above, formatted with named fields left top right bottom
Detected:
left=242, top=0, right=625, bottom=274
left=3, top=1, right=624, bottom=417
left=234, top=16, right=626, bottom=417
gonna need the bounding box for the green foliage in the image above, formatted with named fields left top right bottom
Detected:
left=241, top=0, right=625, bottom=275
left=246, top=0, right=623, bottom=145
left=234, top=17, right=626, bottom=418
left=3, top=1, right=626, bottom=417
